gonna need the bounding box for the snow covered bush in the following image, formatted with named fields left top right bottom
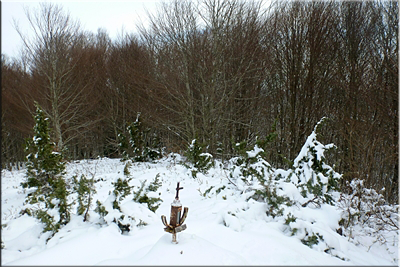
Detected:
left=185, top=139, right=214, bottom=177
left=226, top=119, right=350, bottom=258
left=301, top=231, right=325, bottom=247
left=337, top=179, right=399, bottom=247
left=72, top=174, right=96, bottom=222
left=290, top=118, right=340, bottom=207
left=133, top=175, right=163, bottom=213
left=124, top=161, right=132, bottom=177
left=230, top=144, right=292, bottom=218
left=144, top=132, right=163, bottom=161
left=94, top=172, right=162, bottom=234
left=118, top=113, right=162, bottom=162
left=22, top=103, right=66, bottom=190
left=112, top=177, right=133, bottom=210
left=20, top=103, right=70, bottom=241
left=94, top=200, right=108, bottom=220
left=21, top=175, right=71, bottom=241
left=94, top=175, right=135, bottom=234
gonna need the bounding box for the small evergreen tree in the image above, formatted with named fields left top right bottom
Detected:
left=124, top=161, right=132, bottom=177
left=73, top=174, right=97, bottom=222
left=254, top=118, right=278, bottom=159
left=94, top=172, right=155, bottom=234
left=185, top=139, right=214, bottom=177
left=134, top=174, right=163, bottom=212
left=118, top=130, right=130, bottom=161
left=118, top=113, right=162, bottom=162
left=21, top=103, right=70, bottom=240
left=22, top=103, right=66, bottom=189
left=128, top=113, right=145, bottom=162
left=291, top=118, right=340, bottom=206
left=112, top=177, right=133, bottom=210
left=230, top=144, right=291, bottom=218
left=94, top=200, right=108, bottom=221
left=94, top=177, right=135, bottom=234
left=144, top=132, right=163, bottom=161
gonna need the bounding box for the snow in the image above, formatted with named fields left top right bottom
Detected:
left=171, top=199, right=182, bottom=207
left=246, top=144, right=264, bottom=158
left=1, top=156, right=398, bottom=265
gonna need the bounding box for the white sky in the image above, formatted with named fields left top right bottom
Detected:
left=1, top=1, right=161, bottom=60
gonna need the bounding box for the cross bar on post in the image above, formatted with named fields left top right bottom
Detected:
left=175, top=182, right=183, bottom=200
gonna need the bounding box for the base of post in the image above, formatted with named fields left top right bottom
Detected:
left=172, top=233, right=178, bottom=244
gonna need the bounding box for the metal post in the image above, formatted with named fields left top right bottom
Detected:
left=161, top=182, right=189, bottom=244
left=172, top=232, right=177, bottom=244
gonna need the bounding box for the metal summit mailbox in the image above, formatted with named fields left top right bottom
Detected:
left=161, top=182, right=189, bottom=243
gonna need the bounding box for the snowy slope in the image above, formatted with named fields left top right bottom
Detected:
left=1, top=156, right=398, bottom=265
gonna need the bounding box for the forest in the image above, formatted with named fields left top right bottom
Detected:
left=1, top=0, right=398, bottom=204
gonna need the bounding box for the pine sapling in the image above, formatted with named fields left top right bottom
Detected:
left=134, top=174, right=163, bottom=212
left=22, top=102, right=66, bottom=189
left=21, top=103, right=70, bottom=240
left=185, top=139, right=214, bottom=177
left=73, top=174, right=97, bottom=222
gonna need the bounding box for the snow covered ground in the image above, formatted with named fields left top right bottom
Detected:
left=1, top=155, right=398, bottom=265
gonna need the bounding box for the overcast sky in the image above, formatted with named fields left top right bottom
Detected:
left=2, top=1, right=161, bottom=60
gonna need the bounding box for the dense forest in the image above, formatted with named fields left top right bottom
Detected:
left=2, top=0, right=398, bottom=203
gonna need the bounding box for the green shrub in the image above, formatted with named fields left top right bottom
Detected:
left=94, top=200, right=108, bottom=218
left=73, top=174, right=96, bottom=222
left=112, top=177, right=133, bottom=211
left=134, top=174, right=163, bottom=212
left=301, top=232, right=324, bottom=247
left=292, top=118, right=340, bottom=207
left=20, top=104, right=71, bottom=241
left=118, top=113, right=162, bottom=162
left=22, top=103, right=66, bottom=189
left=185, top=139, right=214, bottom=177
left=284, top=213, right=297, bottom=225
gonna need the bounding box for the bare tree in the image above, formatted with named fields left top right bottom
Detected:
left=262, top=1, right=340, bottom=163
left=139, top=0, right=201, bottom=146
left=14, top=3, right=98, bottom=153
left=362, top=0, right=398, bottom=202
left=105, top=33, right=157, bottom=155
left=139, top=0, right=267, bottom=154
left=1, top=55, right=33, bottom=169
left=198, top=0, right=267, bottom=155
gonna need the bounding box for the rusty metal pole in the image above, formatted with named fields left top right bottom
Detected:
left=161, top=182, right=189, bottom=244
